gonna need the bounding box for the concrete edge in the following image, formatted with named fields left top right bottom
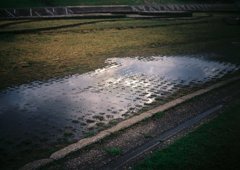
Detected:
left=0, top=11, right=192, bottom=20
left=19, top=159, right=54, bottom=170
left=20, top=76, right=240, bottom=170
left=1, top=4, right=239, bottom=20
left=103, top=104, right=223, bottom=169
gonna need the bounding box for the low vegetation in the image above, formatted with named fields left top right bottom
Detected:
left=104, top=147, right=123, bottom=156
left=135, top=99, right=240, bottom=170
left=1, top=14, right=240, bottom=90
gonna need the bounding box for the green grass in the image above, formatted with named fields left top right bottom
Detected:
left=104, top=147, right=123, bottom=156
left=0, top=14, right=240, bottom=90
left=83, top=131, right=96, bottom=138
left=0, top=0, right=234, bottom=8
left=134, top=99, right=240, bottom=170
left=154, top=111, right=165, bottom=119
left=63, top=132, right=74, bottom=138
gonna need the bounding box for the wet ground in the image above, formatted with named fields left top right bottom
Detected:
left=0, top=55, right=238, bottom=155
left=1, top=12, right=240, bottom=170
left=43, top=69, right=240, bottom=170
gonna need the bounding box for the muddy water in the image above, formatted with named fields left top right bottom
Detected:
left=0, top=55, right=238, bottom=148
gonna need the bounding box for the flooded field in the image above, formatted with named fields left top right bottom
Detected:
left=1, top=11, right=240, bottom=170
left=0, top=55, right=238, bottom=151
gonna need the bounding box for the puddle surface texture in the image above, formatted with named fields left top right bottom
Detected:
left=0, top=55, right=238, bottom=148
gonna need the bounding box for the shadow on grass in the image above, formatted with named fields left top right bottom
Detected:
left=0, top=19, right=120, bottom=34
left=0, top=19, right=210, bottom=35
left=0, top=20, right=41, bottom=28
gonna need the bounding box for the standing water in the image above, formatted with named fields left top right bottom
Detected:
left=0, top=55, right=238, bottom=148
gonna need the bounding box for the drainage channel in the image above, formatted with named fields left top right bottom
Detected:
left=102, top=104, right=223, bottom=170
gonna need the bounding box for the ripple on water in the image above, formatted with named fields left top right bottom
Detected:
left=0, top=55, right=239, bottom=146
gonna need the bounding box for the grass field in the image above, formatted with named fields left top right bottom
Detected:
left=0, top=0, right=234, bottom=8
left=0, top=14, right=240, bottom=90
left=134, top=99, right=240, bottom=170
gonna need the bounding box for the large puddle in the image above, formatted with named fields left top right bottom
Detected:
left=0, top=55, right=239, bottom=148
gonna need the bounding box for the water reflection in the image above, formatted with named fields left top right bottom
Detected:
left=0, top=55, right=238, bottom=145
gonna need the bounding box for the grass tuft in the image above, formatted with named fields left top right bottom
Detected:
left=104, top=147, right=123, bottom=156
